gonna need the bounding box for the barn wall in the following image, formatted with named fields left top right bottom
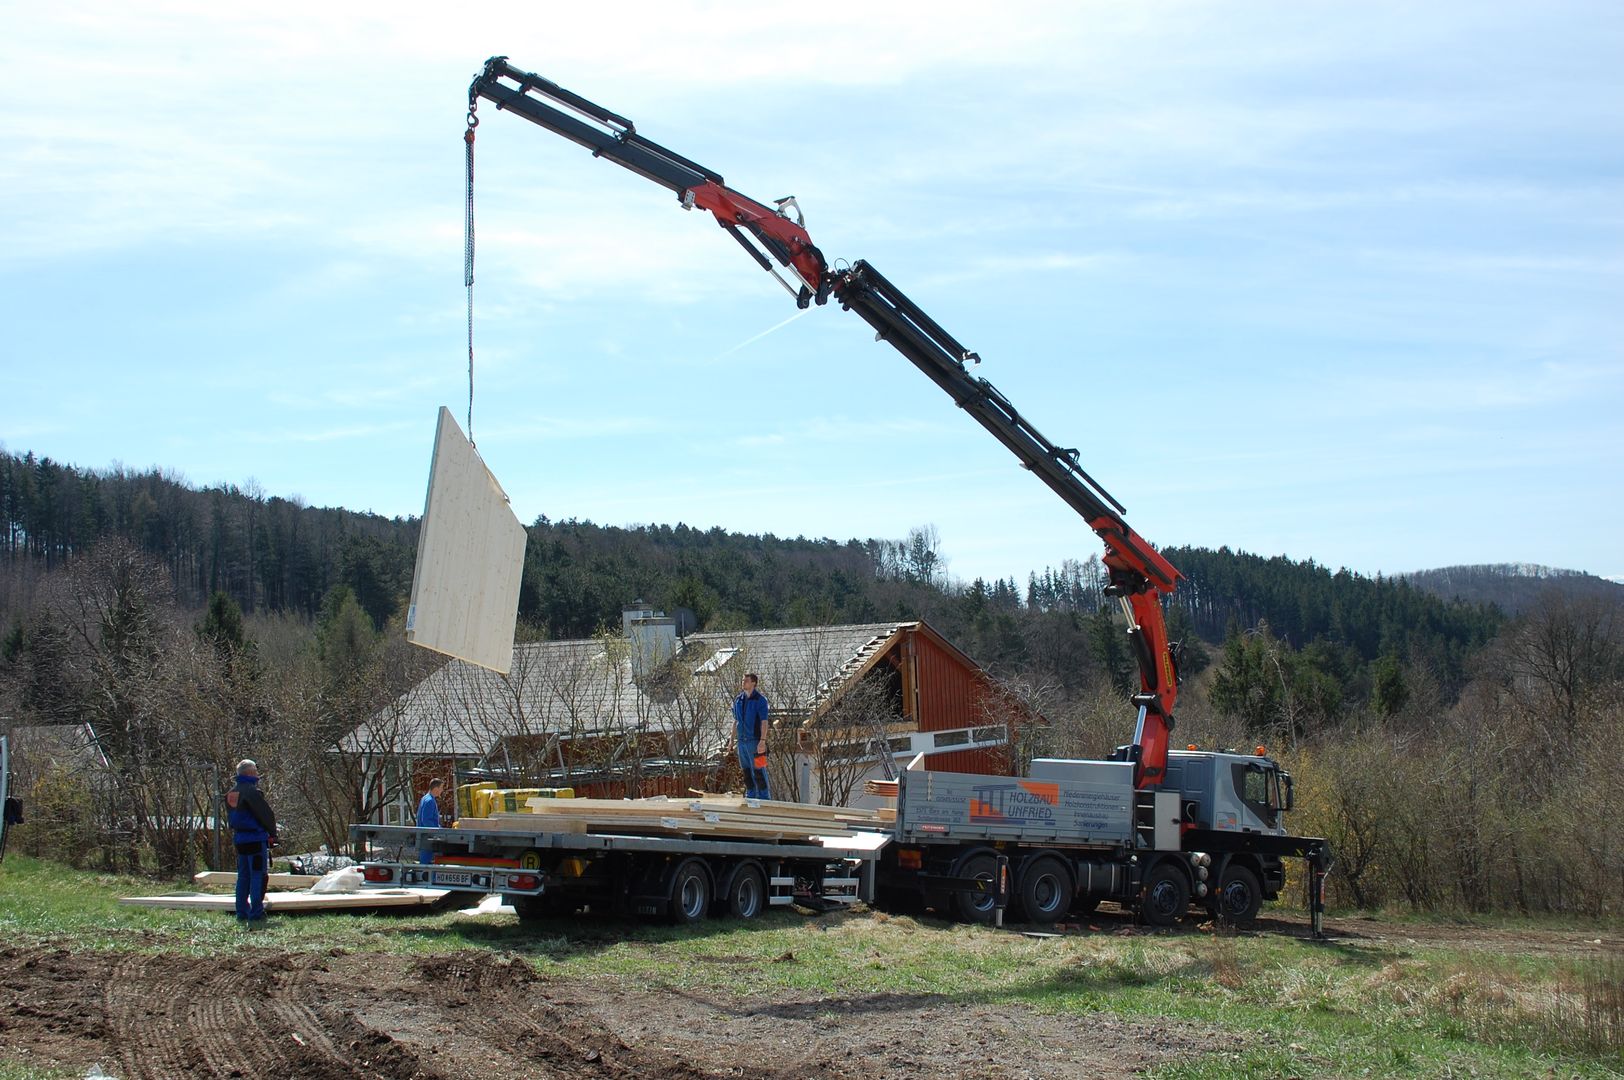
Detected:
left=912, top=632, right=989, bottom=732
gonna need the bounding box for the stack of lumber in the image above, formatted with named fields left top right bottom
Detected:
left=863, top=778, right=899, bottom=824
left=468, top=794, right=886, bottom=841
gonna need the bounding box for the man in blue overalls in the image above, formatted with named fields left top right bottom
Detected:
left=416, top=778, right=443, bottom=864
left=732, top=674, right=771, bottom=800
left=225, top=759, right=277, bottom=926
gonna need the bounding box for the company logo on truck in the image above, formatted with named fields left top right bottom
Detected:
left=967, top=781, right=1060, bottom=824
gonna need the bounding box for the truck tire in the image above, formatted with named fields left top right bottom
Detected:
left=1139, top=862, right=1190, bottom=927
left=950, top=852, right=1001, bottom=925
left=1016, top=857, right=1073, bottom=926
left=1212, top=865, right=1263, bottom=924
left=721, top=863, right=767, bottom=920
left=666, top=858, right=713, bottom=925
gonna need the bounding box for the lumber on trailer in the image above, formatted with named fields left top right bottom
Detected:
left=192, top=871, right=321, bottom=889
left=404, top=406, right=528, bottom=674
left=118, top=888, right=448, bottom=912
left=460, top=793, right=888, bottom=841
left=864, top=779, right=899, bottom=798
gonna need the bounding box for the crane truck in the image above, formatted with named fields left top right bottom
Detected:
left=352, top=59, right=1332, bottom=932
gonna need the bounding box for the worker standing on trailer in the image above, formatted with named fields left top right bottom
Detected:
left=225, top=759, right=277, bottom=927
left=416, top=779, right=444, bottom=864
left=733, top=674, right=771, bottom=800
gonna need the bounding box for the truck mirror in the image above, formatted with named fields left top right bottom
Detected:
left=1281, top=774, right=1294, bottom=812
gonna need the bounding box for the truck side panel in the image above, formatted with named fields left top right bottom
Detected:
left=898, top=768, right=1134, bottom=845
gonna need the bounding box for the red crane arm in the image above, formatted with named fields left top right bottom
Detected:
left=469, top=57, right=1185, bottom=788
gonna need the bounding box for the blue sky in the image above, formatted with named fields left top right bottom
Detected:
left=3, top=2, right=1621, bottom=585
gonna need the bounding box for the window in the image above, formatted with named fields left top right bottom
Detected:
left=1243, top=768, right=1268, bottom=804
left=933, top=730, right=969, bottom=748
left=1231, top=763, right=1278, bottom=824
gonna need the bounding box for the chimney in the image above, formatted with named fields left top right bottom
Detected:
left=623, top=601, right=677, bottom=680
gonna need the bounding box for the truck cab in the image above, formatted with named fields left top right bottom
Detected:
left=1164, top=750, right=1294, bottom=836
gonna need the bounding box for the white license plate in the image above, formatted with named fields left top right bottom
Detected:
left=432, top=870, right=473, bottom=886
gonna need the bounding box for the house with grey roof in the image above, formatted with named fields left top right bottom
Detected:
left=347, top=606, right=1037, bottom=823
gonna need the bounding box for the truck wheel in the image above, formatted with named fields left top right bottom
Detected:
left=1139, top=862, right=1190, bottom=927
left=950, top=853, right=1001, bottom=925
left=1212, top=865, right=1263, bottom=924
left=722, top=863, right=767, bottom=920
left=667, top=859, right=712, bottom=925
left=1016, top=858, right=1073, bottom=926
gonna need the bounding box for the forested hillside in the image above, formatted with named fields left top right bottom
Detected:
left=3, top=448, right=1621, bottom=917
left=1, top=449, right=1503, bottom=700
left=1406, top=563, right=1624, bottom=615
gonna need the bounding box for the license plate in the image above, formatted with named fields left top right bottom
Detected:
left=432, top=871, right=473, bottom=886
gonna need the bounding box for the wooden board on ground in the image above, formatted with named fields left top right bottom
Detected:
left=118, top=888, right=449, bottom=912
left=192, top=871, right=321, bottom=889
left=404, top=406, right=527, bottom=674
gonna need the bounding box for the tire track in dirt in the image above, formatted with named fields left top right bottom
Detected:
left=6, top=943, right=1235, bottom=1079
left=262, top=960, right=350, bottom=1063
left=105, top=953, right=197, bottom=1079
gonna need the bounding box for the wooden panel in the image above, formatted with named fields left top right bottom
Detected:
left=405, top=408, right=528, bottom=673
left=118, top=888, right=447, bottom=912
left=192, top=872, right=321, bottom=889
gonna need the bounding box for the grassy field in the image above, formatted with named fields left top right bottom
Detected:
left=1, top=854, right=1620, bottom=1079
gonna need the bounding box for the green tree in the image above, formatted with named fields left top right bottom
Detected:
left=1371, top=653, right=1409, bottom=717
left=316, top=585, right=378, bottom=688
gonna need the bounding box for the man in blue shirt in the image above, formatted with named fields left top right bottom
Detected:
left=416, top=779, right=443, bottom=865
left=225, top=759, right=277, bottom=926
left=732, top=674, right=771, bottom=800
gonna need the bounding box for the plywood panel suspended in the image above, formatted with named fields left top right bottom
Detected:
left=405, top=407, right=528, bottom=674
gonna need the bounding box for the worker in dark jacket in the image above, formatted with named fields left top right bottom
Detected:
left=732, top=673, right=771, bottom=800
left=226, top=759, right=277, bottom=925
left=416, top=779, right=443, bottom=864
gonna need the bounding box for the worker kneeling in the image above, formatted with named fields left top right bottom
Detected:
left=226, top=759, right=277, bottom=926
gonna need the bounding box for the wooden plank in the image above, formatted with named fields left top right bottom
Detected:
left=192, top=871, right=321, bottom=889
left=118, top=888, right=448, bottom=912
left=404, top=406, right=528, bottom=674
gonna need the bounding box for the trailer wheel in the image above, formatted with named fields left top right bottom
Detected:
left=722, top=863, right=767, bottom=920
left=950, top=852, right=1001, bottom=925
left=1016, top=858, right=1073, bottom=926
left=667, top=858, right=713, bottom=925
left=1212, top=865, right=1262, bottom=924
left=1139, top=862, right=1190, bottom=927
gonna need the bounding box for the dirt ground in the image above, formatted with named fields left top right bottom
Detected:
left=3, top=911, right=1616, bottom=1079
left=0, top=944, right=1234, bottom=1080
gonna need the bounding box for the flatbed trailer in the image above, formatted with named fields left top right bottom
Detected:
left=351, top=821, right=888, bottom=923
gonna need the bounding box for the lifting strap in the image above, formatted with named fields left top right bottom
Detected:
left=464, top=98, right=479, bottom=444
